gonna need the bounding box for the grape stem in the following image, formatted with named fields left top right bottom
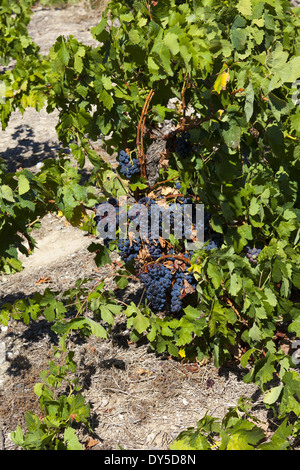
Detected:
left=143, top=0, right=153, bottom=21
left=137, top=89, right=155, bottom=180
left=74, top=275, right=106, bottom=318
left=181, top=72, right=190, bottom=128
left=153, top=253, right=192, bottom=265
left=163, top=114, right=214, bottom=140
left=224, top=296, right=248, bottom=326
left=151, top=176, right=178, bottom=189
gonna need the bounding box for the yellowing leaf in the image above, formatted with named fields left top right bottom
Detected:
left=213, top=70, right=230, bottom=94
left=237, top=0, right=252, bottom=17
left=189, top=263, right=202, bottom=275
left=170, top=440, right=197, bottom=450
left=178, top=348, right=186, bottom=359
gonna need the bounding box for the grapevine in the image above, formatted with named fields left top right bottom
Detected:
left=0, top=0, right=300, bottom=451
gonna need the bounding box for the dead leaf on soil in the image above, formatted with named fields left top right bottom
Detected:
left=136, top=367, right=153, bottom=376
left=196, top=357, right=209, bottom=367
left=35, top=276, right=51, bottom=284
left=184, top=363, right=199, bottom=374
left=85, top=438, right=100, bottom=449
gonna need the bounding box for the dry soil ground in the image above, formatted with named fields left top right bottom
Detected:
left=0, top=1, right=271, bottom=451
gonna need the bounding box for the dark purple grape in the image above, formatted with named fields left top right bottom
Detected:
left=94, top=198, right=119, bottom=245
left=175, top=132, right=192, bottom=158
left=117, top=238, right=140, bottom=264
left=118, top=150, right=140, bottom=179
left=245, top=246, right=262, bottom=264
left=93, top=194, right=201, bottom=313
left=206, top=378, right=215, bottom=389
left=170, top=270, right=197, bottom=314
left=139, top=264, right=172, bottom=311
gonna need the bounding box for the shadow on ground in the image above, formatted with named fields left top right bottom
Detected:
left=0, top=124, right=65, bottom=172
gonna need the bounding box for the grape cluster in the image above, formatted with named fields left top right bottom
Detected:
left=174, top=132, right=193, bottom=158
left=118, top=150, right=140, bottom=179
left=174, top=195, right=196, bottom=239
left=245, top=246, right=262, bottom=264
left=135, top=196, right=163, bottom=259
left=170, top=271, right=185, bottom=313
left=203, top=239, right=219, bottom=251
left=117, top=196, right=163, bottom=265
left=93, top=193, right=224, bottom=314
left=203, top=212, right=224, bottom=249
left=94, top=198, right=119, bottom=246
left=134, top=197, right=198, bottom=313
left=147, top=240, right=163, bottom=259
left=117, top=238, right=140, bottom=264
left=139, top=264, right=173, bottom=311
left=138, top=250, right=197, bottom=314
left=94, top=197, right=119, bottom=223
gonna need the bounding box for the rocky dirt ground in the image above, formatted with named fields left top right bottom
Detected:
left=0, top=1, right=275, bottom=451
